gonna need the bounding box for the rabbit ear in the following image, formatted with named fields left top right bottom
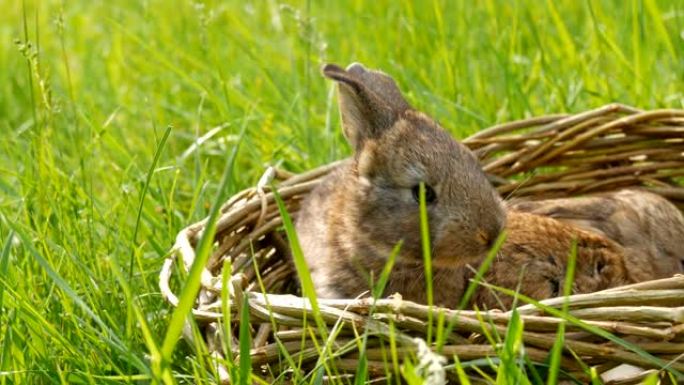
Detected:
left=322, top=63, right=410, bottom=151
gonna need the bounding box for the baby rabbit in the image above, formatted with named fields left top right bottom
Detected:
left=295, top=63, right=632, bottom=309
left=471, top=210, right=631, bottom=310
left=508, top=190, right=684, bottom=282
left=295, top=63, right=506, bottom=307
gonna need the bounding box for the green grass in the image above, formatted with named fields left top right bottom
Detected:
left=1, top=0, right=684, bottom=383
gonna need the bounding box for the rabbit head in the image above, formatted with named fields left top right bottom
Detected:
left=322, top=63, right=506, bottom=267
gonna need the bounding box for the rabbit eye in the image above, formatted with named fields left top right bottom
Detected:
left=411, top=184, right=437, bottom=204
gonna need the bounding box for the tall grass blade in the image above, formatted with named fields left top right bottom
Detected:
left=128, top=124, right=172, bottom=279
left=0, top=310, right=13, bottom=383
left=160, top=116, right=247, bottom=365
left=353, top=353, right=369, bottom=385
left=437, top=231, right=506, bottom=350
left=545, top=0, right=577, bottom=61
left=546, top=241, right=577, bottom=385
left=643, top=0, right=676, bottom=59
left=497, top=307, right=528, bottom=385
left=272, top=187, right=328, bottom=338
left=109, top=252, right=165, bottom=382
left=352, top=242, right=402, bottom=385
left=418, top=182, right=433, bottom=344
left=372, top=241, right=402, bottom=300
left=238, top=292, right=252, bottom=385
left=589, top=367, right=601, bottom=385
left=0, top=231, right=12, bottom=318
left=642, top=372, right=660, bottom=385
left=452, top=355, right=472, bottom=385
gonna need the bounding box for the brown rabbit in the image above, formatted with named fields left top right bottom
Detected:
left=508, top=190, right=684, bottom=282
left=470, top=210, right=631, bottom=310
left=295, top=63, right=505, bottom=307
left=295, top=63, right=632, bottom=308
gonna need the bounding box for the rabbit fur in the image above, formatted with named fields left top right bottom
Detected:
left=471, top=210, right=630, bottom=309
left=508, top=190, right=684, bottom=282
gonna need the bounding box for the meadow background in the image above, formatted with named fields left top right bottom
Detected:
left=1, top=0, right=683, bottom=383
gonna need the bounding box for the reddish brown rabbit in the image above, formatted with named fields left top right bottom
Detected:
left=508, top=190, right=684, bottom=282
left=471, top=210, right=631, bottom=309
left=295, top=63, right=634, bottom=309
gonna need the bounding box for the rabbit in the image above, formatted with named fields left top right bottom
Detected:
left=295, top=62, right=632, bottom=309
left=470, top=210, right=632, bottom=310
left=507, top=190, right=684, bottom=282
left=295, top=62, right=506, bottom=307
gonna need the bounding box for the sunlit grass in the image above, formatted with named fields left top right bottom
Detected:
left=1, top=0, right=684, bottom=383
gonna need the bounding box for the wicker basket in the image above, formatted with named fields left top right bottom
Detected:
left=160, top=103, right=684, bottom=384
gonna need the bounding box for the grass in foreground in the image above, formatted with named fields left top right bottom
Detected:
left=1, top=0, right=683, bottom=383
